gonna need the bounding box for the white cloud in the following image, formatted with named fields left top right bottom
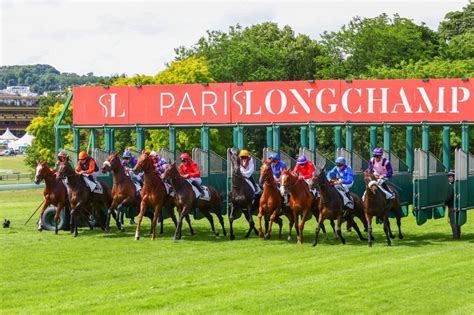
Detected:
left=0, top=0, right=467, bottom=76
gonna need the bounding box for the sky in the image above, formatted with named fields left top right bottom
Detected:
left=0, top=0, right=468, bottom=76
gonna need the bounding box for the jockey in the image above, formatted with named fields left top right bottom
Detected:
left=367, top=148, right=394, bottom=199
left=179, top=153, right=204, bottom=198
left=122, top=149, right=142, bottom=186
left=239, top=149, right=259, bottom=193
left=150, top=151, right=167, bottom=176
left=53, top=150, right=74, bottom=172
left=76, top=150, right=99, bottom=191
left=269, top=153, right=288, bottom=203
left=292, top=155, right=315, bottom=187
left=327, top=156, right=354, bottom=208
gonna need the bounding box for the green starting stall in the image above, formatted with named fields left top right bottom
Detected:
left=454, top=146, right=474, bottom=226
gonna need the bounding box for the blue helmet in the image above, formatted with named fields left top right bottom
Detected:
left=122, top=149, right=132, bottom=158
left=297, top=155, right=307, bottom=165
left=335, top=156, right=346, bottom=165
left=447, top=170, right=455, bottom=177
left=270, top=153, right=280, bottom=160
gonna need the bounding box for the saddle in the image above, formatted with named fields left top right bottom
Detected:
left=244, top=178, right=261, bottom=194
left=82, top=175, right=103, bottom=194
left=334, top=185, right=354, bottom=209
left=186, top=179, right=211, bottom=201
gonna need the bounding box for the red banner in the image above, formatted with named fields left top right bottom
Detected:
left=73, top=79, right=474, bottom=125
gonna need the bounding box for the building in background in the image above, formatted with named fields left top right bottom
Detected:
left=0, top=86, right=39, bottom=137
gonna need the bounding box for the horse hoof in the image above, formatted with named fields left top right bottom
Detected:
left=287, top=235, right=292, bottom=241
left=264, top=234, right=270, bottom=240
left=387, top=243, right=392, bottom=246
left=120, top=228, right=125, bottom=232
left=341, top=239, right=346, bottom=245
left=104, top=228, right=111, bottom=233
left=399, top=234, right=404, bottom=240
left=360, top=237, right=367, bottom=241
left=230, top=234, right=235, bottom=240
left=223, top=231, right=227, bottom=236
left=134, top=236, right=140, bottom=241
left=369, top=242, right=373, bottom=247
left=390, top=235, right=395, bottom=239
left=215, top=232, right=219, bottom=237
left=312, top=240, right=317, bottom=247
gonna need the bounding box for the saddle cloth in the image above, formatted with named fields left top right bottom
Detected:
left=244, top=178, right=261, bottom=194
left=164, top=182, right=175, bottom=197
left=303, top=179, right=320, bottom=197
left=334, top=185, right=354, bottom=209
left=82, top=175, right=103, bottom=194
left=367, top=180, right=395, bottom=200
left=186, top=179, right=211, bottom=201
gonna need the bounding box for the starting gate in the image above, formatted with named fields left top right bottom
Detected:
left=413, top=149, right=449, bottom=225
left=336, top=148, right=368, bottom=197
left=262, top=147, right=296, bottom=169
left=454, top=149, right=474, bottom=226
left=298, top=147, right=334, bottom=170
left=382, top=151, right=412, bottom=215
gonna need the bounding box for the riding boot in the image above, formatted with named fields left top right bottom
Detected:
left=192, top=181, right=205, bottom=198
left=248, top=176, right=260, bottom=193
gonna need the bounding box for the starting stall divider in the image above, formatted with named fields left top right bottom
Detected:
left=336, top=147, right=368, bottom=197
left=454, top=149, right=474, bottom=226
left=413, top=149, right=449, bottom=225
left=298, top=147, right=335, bottom=170
left=382, top=151, right=412, bottom=215
left=262, top=147, right=297, bottom=170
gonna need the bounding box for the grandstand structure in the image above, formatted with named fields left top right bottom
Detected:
left=0, top=86, right=39, bottom=137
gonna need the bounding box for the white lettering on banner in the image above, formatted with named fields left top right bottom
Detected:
left=416, top=87, right=435, bottom=113
left=367, top=88, right=389, bottom=114
left=233, top=90, right=261, bottom=115
left=341, top=88, right=362, bottom=114
left=391, top=88, right=413, bottom=114
left=99, top=93, right=125, bottom=118
left=315, top=88, right=337, bottom=114
left=451, top=87, right=469, bottom=113
left=437, top=87, right=445, bottom=113
left=265, top=89, right=287, bottom=115
left=289, top=89, right=312, bottom=114
left=202, top=91, right=218, bottom=116
left=160, top=92, right=175, bottom=116
left=177, top=92, right=197, bottom=116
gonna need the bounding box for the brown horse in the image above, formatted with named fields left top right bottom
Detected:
left=228, top=148, right=259, bottom=240
left=34, top=161, right=68, bottom=234
left=257, top=160, right=285, bottom=239
left=280, top=168, right=327, bottom=244
left=311, top=168, right=366, bottom=246
left=363, top=170, right=404, bottom=247
left=163, top=162, right=225, bottom=241
left=56, top=159, right=113, bottom=237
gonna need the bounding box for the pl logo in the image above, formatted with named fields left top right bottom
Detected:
left=98, top=93, right=125, bottom=118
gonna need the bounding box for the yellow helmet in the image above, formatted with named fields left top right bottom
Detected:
left=239, top=149, right=250, bottom=157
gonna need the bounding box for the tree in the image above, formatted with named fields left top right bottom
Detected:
left=318, top=14, right=440, bottom=79
left=438, top=2, right=474, bottom=41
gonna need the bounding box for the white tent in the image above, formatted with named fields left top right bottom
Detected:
left=0, top=128, right=19, bottom=141
left=8, top=133, right=34, bottom=151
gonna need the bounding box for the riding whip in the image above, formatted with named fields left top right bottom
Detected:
left=24, top=200, right=45, bottom=225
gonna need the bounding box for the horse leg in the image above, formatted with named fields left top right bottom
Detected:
left=204, top=211, right=218, bottom=236
left=264, top=211, right=277, bottom=240
left=382, top=215, right=392, bottom=246
left=134, top=200, right=147, bottom=241
left=184, top=213, right=194, bottom=235
left=245, top=206, right=255, bottom=238
left=298, top=210, right=309, bottom=245
left=229, top=204, right=235, bottom=240
left=366, top=214, right=373, bottom=247
left=287, top=215, right=294, bottom=241
left=275, top=216, right=283, bottom=239
left=348, top=216, right=367, bottom=241
left=330, top=220, right=338, bottom=239
left=173, top=207, right=187, bottom=241
left=150, top=203, right=163, bottom=240
left=336, top=215, right=345, bottom=245
left=158, top=210, right=164, bottom=234
left=37, top=199, right=49, bottom=232
left=105, top=199, right=118, bottom=233
left=257, top=208, right=264, bottom=238
left=387, top=218, right=395, bottom=239
left=293, top=212, right=300, bottom=238
left=312, top=212, right=325, bottom=247
left=53, top=202, right=64, bottom=235
left=396, top=212, right=404, bottom=239
left=217, top=213, right=226, bottom=237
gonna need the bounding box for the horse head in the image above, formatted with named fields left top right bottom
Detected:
left=229, top=148, right=242, bottom=177
left=364, top=169, right=378, bottom=194
left=102, top=152, right=120, bottom=174
left=163, top=161, right=179, bottom=182
left=56, top=157, right=73, bottom=180
left=34, top=160, right=49, bottom=184
left=280, top=168, right=297, bottom=194
left=312, top=168, right=328, bottom=189
left=259, top=160, right=273, bottom=186
left=133, top=152, right=152, bottom=175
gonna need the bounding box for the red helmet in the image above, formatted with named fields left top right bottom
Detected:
left=179, top=153, right=190, bottom=161
left=58, top=151, right=67, bottom=158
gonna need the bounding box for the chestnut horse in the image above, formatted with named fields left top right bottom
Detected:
left=56, top=159, right=113, bottom=237
left=280, top=168, right=327, bottom=244
left=363, top=170, right=404, bottom=247
left=228, top=148, right=259, bottom=240
left=257, top=160, right=285, bottom=239
left=163, top=162, right=225, bottom=241
left=34, top=161, right=68, bottom=234
left=311, top=168, right=366, bottom=246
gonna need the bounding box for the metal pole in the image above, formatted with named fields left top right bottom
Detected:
left=266, top=126, right=273, bottom=149
left=422, top=125, right=430, bottom=152
left=370, top=126, right=377, bottom=155
left=383, top=124, right=391, bottom=152
left=136, top=127, right=145, bottom=151
left=309, top=125, right=316, bottom=151
left=442, top=126, right=451, bottom=171
left=461, top=124, right=469, bottom=152
left=273, top=125, right=280, bottom=151
left=335, top=126, right=342, bottom=158
left=345, top=125, right=353, bottom=151
left=300, top=126, right=308, bottom=148
left=169, top=126, right=176, bottom=160
left=73, top=128, right=80, bottom=154
left=406, top=126, right=414, bottom=171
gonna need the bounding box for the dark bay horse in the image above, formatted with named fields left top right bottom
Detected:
left=280, top=168, right=327, bottom=244
left=257, top=160, right=285, bottom=240
left=163, top=162, right=225, bottom=241
left=363, top=170, right=404, bottom=247
left=56, top=159, right=113, bottom=237
left=228, top=148, right=259, bottom=240
left=34, top=161, right=68, bottom=234
left=311, top=169, right=366, bottom=246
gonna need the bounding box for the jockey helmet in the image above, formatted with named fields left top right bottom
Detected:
left=149, top=151, right=157, bottom=156
left=79, top=151, right=88, bottom=160
left=270, top=153, right=280, bottom=161
left=297, top=155, right=307, bottom=165
left=58, top=151, right=67, bottom=158
left=179, top=153, right=191, bottom=161
left=239, top=149, right=250, bottom=158
left=335, top=156, right=346, bottom=165
left=122, top=149, right=132, bottom=158
left=447, top=170, right=455, bottom=177
left=373, top=148, right=384, bottom=156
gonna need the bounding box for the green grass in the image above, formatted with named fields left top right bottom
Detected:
left=0, top=155, right=33, bottom=185
left=1, top=189, right=473, bottom=314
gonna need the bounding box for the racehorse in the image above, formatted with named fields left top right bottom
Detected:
left=257, top=160, right=285, bottom=240
left=311, top=168, right=366, bottom=246
left=34, top=161, right=68, bottom=234
left=363, top=169, right=404, bottom=247
left=228, top=148, right=259, bottom=240
left=56, top=158, right=113, bottom=237
left=163, top=162, right=226, bottom=241
left=280, top=168, right=327, bottom=244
